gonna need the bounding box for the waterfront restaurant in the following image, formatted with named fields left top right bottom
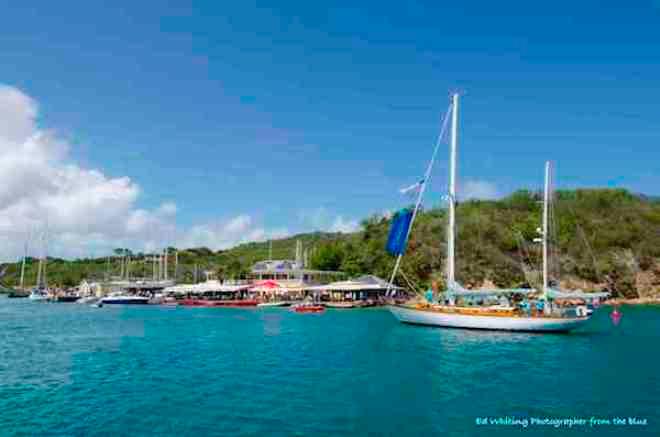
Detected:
left=309, top=275, right=403, bottom=302
left=249, top=279, right=307, bottom=301
left=249, top=259, right=345, bottom=283
left=163, top=280, right=252, bottom=300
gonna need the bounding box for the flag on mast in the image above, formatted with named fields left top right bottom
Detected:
left=386, top=208, right=414, bottom=256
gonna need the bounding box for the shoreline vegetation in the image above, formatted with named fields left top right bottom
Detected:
left=1, top=189, right=659, bottom=300
left=605, top=297, right=660, bottom=306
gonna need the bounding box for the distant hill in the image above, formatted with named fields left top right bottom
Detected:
left=2, top=189, right=659, bottom=298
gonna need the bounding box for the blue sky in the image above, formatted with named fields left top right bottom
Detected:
left=1, top=0, right=659, bottom=256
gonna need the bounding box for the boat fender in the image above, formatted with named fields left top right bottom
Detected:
left=576, top=306, right=588, bottom=317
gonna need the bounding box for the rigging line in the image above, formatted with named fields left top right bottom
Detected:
left=386, top=102, right=453, bottom=296
left=399, top=267, right=423, bottom=296
left=577, top=224, right=601, bottom=278
left=403, top=101, right=454, bottom=245
left=562, top=195, right=603, bottom=283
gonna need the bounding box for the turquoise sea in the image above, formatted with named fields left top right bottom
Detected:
left=0, top=297, right=657, bottom=436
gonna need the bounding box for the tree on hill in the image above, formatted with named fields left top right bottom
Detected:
left=0, top=189, right=657, bottom=297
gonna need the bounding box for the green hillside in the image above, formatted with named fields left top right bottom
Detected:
left=2, top=189, right=659, bottom=298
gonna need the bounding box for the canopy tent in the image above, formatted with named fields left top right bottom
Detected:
left=277, top=281, right=307, bottom=293
left=447, top=281, right=536, bottom=297
left=546, top=288, right=610, bottom=301
left=308, top=275, right=399, bottom=292
left=164, top=281, right=250, bottom=295
left=249, top=279, right=283, bottom=293
left=444, top=282, right=610, bottom=300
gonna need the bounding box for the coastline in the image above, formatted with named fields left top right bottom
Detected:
left=604, top=297, right=660, bottom=306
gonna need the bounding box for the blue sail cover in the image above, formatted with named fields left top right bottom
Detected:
left=386, top=208, right=414, bottom=255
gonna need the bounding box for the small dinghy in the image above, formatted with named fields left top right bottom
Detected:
left=292, top=302, right=325, bottom=313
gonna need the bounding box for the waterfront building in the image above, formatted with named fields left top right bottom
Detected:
left=163, top=280, right=252, bottom=300
left=309, top=275, right=402, bottom=302
left=249, top=259, right=344, bottom=283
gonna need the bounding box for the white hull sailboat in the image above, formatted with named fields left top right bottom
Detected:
left=29, top=240, right=50, bottom=302
left=386, top=94, right=602, bottom=333
left=28, top=290, right=50, bottom=301
left=389, top=304, right=589, bottom=332
left=77, top=296, right=101, bottom=305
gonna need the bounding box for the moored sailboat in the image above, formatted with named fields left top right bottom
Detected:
left=29, top=237, right=51, bottom=301
left=8, top=242, right=30, bottom=298
left=386, top=93, right=607, bottom=332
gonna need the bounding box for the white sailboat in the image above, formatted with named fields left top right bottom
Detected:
left=29, top=257, right=50, bottom=301
left=8, top=241, right=30, bottom=298
left=29, top=233, right=50, bottom=301
left=387, top=93, right=606, bottom=332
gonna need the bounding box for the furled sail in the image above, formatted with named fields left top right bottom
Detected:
left=386, top=208, right=414, bottom=256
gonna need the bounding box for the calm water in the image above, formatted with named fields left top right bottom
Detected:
left=0, top=297, right=657, bottom=436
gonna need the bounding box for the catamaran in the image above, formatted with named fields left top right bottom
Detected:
left=386, top=93, right=607, bottom=332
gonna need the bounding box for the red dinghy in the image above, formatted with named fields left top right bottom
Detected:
left=292, top=303, right=325, bottom=313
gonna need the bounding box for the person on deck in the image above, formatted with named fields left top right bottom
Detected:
left=536, top=300, right=545, bottom=316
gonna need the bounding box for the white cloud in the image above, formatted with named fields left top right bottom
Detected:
left=460, top=180, right=499, bottom=200
left=0, top=85, right=176, bottom=259
left=157, top=202, right=177, bottom=216
left=298, top=207, right=361, bottom=234
left=329, top=216, right=360, bottom=233
left=0, top=85, right=291, bottom=260
left=176, top=216, right=289, bottom=251
left=0, top=85, right=356, bottom=262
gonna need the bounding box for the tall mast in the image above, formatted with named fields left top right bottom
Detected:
left=164, top=248, right=168, bottom=280
left=35, top=232, right=45, bottom=288
left=447, top=92, right=459, bottom=286
left=42, top=231, right=48, bottom=289
left=174, top=250, right=178, bottom=282
left=542, top=161, right=550, bottom=294
left=119, top=252, right=124, bottom=279
left=19, top=240, right=27, bottom=289
left=385, top=99, right=453, bottom=296
left=36, top=259, right=42, bottom=288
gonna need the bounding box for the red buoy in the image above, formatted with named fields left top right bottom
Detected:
left=610, top=307, right=622, bottom=326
